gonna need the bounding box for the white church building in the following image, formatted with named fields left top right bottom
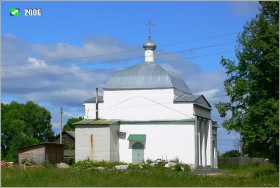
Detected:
left=75, top=36, right=218, bottom=168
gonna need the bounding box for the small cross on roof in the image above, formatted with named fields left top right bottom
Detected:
left=146, top=21, right=154, bottom=38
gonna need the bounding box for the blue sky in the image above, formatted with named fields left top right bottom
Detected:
left=2, top=1, right=260, bottom=153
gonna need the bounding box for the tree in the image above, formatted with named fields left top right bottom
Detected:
left=220, top=150, right=241, bottom=158
left=63, top=116, right=83, bottom=131
left=232, top=134, right=242, bottom=156
left=215, top=2, right=279, bottom=163
left=1, top=101, right=55, bottom=162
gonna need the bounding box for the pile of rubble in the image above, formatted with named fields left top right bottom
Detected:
left=56, top=162, right=69, bottom=169
left=148, top=159, right=196, bottom=172
left=114, top=165, right=129, bottom=170
left=18, top=161, right=38, bottom=169
left=1, top=161, right=14, bottom=167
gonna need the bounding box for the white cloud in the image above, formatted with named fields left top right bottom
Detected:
left=52, top=122, right=61, bottom=129
left=63, top=111, right=76, bottom=119
left=228, top=2, right=260, bottom=16
left=2, top=34, right=115, bottom=107
left=31, top=35, right=142, bottom=64
left=194, top=88, right=219, bottom=99
left=28, top=57, right=47, bottom=68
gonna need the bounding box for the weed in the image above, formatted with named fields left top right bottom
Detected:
left=146, top=159, right=152, bottom=164
left=64, top=157, right=75, bottom=165
left=72, top=159, right=126, bottom=169
left=128, top=164, right=141, bottom=170
left=21, top=158, right=36, bottom=165
left=252, top=163, right=277, bottom=178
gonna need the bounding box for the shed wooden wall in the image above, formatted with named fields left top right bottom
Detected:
left=45, top=144, right=64, bottom=164
left=18, top=144, right=64, bottom=165
left=18, top=145, right=45, bottom=164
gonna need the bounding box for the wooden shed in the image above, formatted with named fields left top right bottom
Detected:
left=18, top=143, right=64, bottom=165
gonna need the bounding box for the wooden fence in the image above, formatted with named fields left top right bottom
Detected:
left=218, top=157, right=269, bottom=165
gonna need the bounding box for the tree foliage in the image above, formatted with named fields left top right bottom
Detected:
left=1, top=101, right=55, bottom=162
left=63, top=116, right=83, bottom=131
left=215, top=2, right=279, bottom=163
left=220, top=150, right=241, bottom=158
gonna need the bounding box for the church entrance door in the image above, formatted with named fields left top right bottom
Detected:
left=132, top=142, right=144, bottom=163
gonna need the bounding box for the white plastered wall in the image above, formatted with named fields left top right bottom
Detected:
left=119, top=123, right=195, bottom=164
left=85, top=89, right=194, bottom=121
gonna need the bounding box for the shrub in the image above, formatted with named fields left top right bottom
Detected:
left=153, top=163, right=165, bottom=170
left=73, top=160, right=95, bottom=169
left=128, top=164, right=141, bottom=170
left=73, top=160, right=126, bottom=169
left=42, top=161, right=56, bottom=168
left=21, top=158, right=36, bottom=165
left=220, top=150, right=241, bottom=158
left=252, top=163, right=277, bottom=178
left=218, top=163, right=240, bottom=169
left=174, top=163, right=182, bottom=172
left=146, top=159, right=152, bottom=164
left=181, top=164, right=191, bottom=172
left=64, top=157, right=75, bottom=165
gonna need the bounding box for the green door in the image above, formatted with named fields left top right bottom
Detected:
left=132, top=142, right=144, bottom=163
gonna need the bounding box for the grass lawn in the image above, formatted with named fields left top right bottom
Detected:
left=1, top=163, right=279, bottom=187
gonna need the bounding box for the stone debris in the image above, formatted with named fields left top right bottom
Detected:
left=56, top=162, right=69, bottom=169
left=24, top=162, right=32, bottom=166
left=188, top=164, right=196, bottom=172
left=164, top=162, right=177, bottom=168
left=154, top=159, right=167, bottom=164
left=155, top=159, right=163, bottom=163
left=96, top=166, right=105, bottom=170
left=1, top=161, right=14, bottom=167
left=114, top=165, right=129, bottom=170
left=17, top=161, right=37, bottom=169
left=150, top=163, right=155, bottom=167
left=181, top=166, right=185, bottom=171
left=1, top=161, right=6, bottom=166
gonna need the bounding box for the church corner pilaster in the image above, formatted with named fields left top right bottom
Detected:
left=194, top=116, right=198, bottom=168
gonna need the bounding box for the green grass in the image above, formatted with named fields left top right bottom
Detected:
left=218, top=163, right=240, bottom=170
left=1, top=163, right=279, bottom=187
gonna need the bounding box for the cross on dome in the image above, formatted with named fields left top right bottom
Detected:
left=146, top=21, right=154, bottom=39
left=143, top=21, right=156, bottom=63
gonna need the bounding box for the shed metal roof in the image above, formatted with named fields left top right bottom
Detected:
left=103, top=62, right=192, bottom=94
left=73, top=119, right=119, bottom=125
left=84, top=96, right=104, bottom=103
left=127, top=134, right=146, bottom=141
